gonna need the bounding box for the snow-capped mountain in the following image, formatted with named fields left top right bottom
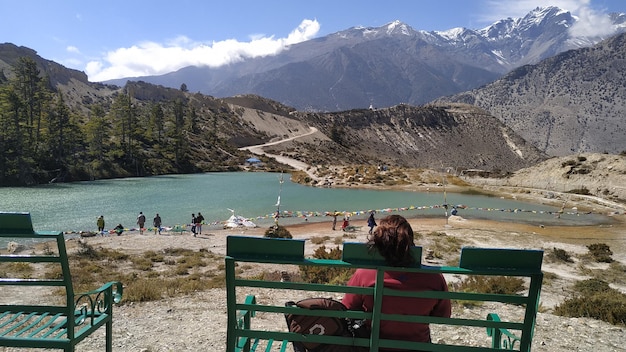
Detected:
left=105, top=6, right=626, bottom=112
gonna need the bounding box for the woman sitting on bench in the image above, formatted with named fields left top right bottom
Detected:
left=342, top=215, right=451, bottom=349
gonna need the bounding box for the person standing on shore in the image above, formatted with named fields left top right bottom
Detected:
left=332, top=211, right=338, bottom=230
left=97, top=215, right=105, bottom=233
left=367, top=211, right=377, bottom=234
left=191, top=213, right=197, bottom=236
left=195, top=212, right=205, bottom=236
left=136, top=212, right=146, bottom=234
left=153, top=213, right=162, bottom=235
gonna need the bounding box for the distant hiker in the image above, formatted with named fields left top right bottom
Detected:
left=137, top=211, right=146, bottom=234
left=153, top=213, right=162, bottom=235
left=97, top=215, right=105, bottom=233
left=332, top=211, right=338, bottom=230
left=367, top=211, right=377, bottom=234
left=191, top=214, right=197, bottom=236
left=114, top=224, right=124, bottom=236
left=342, top=215, right=350, bottom=231
left=195, top=212, right=205, bottom=235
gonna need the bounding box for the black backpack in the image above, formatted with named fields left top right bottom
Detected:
left=284, top=297, right=368, bottom=352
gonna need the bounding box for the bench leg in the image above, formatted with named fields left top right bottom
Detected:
left=106, top=319, right=113, bottom=352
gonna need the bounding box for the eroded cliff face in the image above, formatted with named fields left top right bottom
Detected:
left=268, top=103, right=547, bottom=174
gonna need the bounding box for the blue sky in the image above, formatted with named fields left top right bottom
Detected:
left=2, top=0, right=625, bottom=82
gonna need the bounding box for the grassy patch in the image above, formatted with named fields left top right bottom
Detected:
left=310, top=235, right=331, bottom=245
left=131, top=257, right=154, bottom=271
left=0, top=262, right=38, bottom=279
left=423, top=232, right=463, bottom=260
left=61, top=245, right=226, bottom=303
left=579, top=260, right=626, bottom=286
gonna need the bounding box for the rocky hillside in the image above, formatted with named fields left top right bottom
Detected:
left=437, top=33, right=626, bottom=157
left=481, top=153, right=626, bottom=204
left=280, top=103, right=547, bottom=173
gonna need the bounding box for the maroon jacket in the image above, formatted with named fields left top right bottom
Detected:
left=342, top=269, right=451, bottom=347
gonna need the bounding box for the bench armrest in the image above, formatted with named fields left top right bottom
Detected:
left=486, top=313, right=521, bottom=350
left=236, top=295, right=257, bottom=328
left=74, top=281, right=123, bottom=324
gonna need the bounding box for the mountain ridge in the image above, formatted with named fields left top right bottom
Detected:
left=436, top=32, right=626, bottom=156
left=0, top=41, right=547, bottom=186
left=104, top=6, right=626, bottom=112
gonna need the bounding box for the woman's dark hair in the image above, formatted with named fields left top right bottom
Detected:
left=367, top=215, right=415, bottom=266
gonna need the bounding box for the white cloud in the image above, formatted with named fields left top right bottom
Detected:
left=569, top=6, right=617, bottom=38
left=66, top=46, right=80, bottom=54
left=87, top=19, right=320, bottom=82
left=478, top=0, right=618, bottom=40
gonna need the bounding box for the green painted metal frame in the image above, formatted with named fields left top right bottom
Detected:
left=225, top=235, right=543, bottom=352
left=0, top=212, right=123, bottom=352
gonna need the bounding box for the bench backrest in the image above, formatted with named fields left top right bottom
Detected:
left=0, top=212, right=77, bottom=333
left=225, top=235, right=543, bottom=352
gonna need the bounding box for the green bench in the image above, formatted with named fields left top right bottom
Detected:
left=0, top=212, right=123, bottom=352
left=225, top=235, right=543, bottom=352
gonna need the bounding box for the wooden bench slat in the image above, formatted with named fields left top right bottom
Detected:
left=0, top=278, right=67, bottom=286
left=0, top=212, right=35, bottom=235
left=227, top=235, right=305, bottom=261
left=0, top=255, right=63, bottom=263
left=459, top=247, right=544, bottom=271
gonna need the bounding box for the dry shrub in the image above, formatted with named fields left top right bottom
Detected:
left=6, top=262, right=34, bottom=277
left=299, top=246, right=355, bottom=284
left=586, top=243, right=613, bottom=263
left=452, top=275, right=525, bottom=295
left=131, top=257, right=154, bottom=271
left=144, top=250, right=165, bottom=262
left=554, top=278, right=626, bottom=326
left=547, top=247, right=574, bottom=263
left=264, top=225, right=293, bottom=238
left=450, top=275, right=525, bottom=308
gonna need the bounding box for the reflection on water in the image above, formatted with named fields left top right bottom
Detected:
left=0, top=172, right=613, bottom=233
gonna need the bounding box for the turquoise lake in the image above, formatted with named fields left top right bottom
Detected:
left=0, top=172, right=611, bottom=233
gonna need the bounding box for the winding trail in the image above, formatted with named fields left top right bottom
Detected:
left=239, top=127, right=321, bottom=181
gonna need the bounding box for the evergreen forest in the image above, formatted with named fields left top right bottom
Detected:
left=0, top=57, right=250, bottom=186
